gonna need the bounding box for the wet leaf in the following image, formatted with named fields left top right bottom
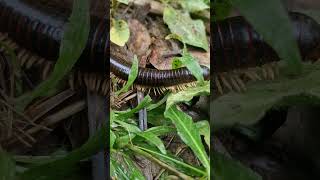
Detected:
left=163, top=6, right=209, bottom=51
left=111, top=19, right=130, bottom=47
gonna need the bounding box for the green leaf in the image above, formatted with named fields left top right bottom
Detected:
left=137, top=131, right=167, bottom=154
left=116, top=95, right=153, bottom=119
left=164, top=106, right=210, bottom=175
left=213, top=151, right=262, bottom=180
left=116, top=55, right=138, bottom=95
left=213, top=63, right=320, bottom=129
left=195, top=120, right=210, bottom=148
left=15, top=0, right=90, bottom=110
left=174, top=49, right=205, bottom=84
left=110, top=152, right=145, bottom=180
left=0, top=149, right=15, bottom=180
left=212, top=0, right=232, bottom=21
left=179, top=0, right=209, bottom=12
left=166, top=81, right=209, bottom=111
left=229, top=0, right=302, bottom=75
left=110, top=130, right=116, bottom=149
left=114, top=120, right=141, bottom=133
left=163, top=6, right=209, bottom=51
left=110, top=19, right=130, bottom=46
left=117, top=0, right=129, bottom=5
left=137, top=145, right=206, bottom=177
left=18, top=124, right=107, bottom=180
left=145, top=126, right=176, bottom=136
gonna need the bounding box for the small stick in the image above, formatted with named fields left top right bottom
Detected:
left=137, top=91, right=147, bottom=131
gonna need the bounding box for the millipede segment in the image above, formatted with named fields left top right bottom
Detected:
left=213, top=12, right=320, bottom=95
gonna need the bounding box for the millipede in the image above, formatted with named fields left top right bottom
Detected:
left=0, top=0, right=210, bottom=97
left=213, top=12, right=320, bottom=94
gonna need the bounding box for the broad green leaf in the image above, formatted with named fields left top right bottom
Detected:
left=163, top=6, right=209, bottom=51
left=116, top=55, right=138, bottom=95
left=110, top=19, right=130, bottom=46
left=179, top=0, right=209, bottom=12
left=166, top=81, right=209, bottom=110
left=0, top=149, right=15, bottom=180
left=137, top=145, right=206, bottom=177
left=229, top=0, right=302, bottom=75
left=164, top=106, right=210, bottom=175
left=15, top=0, right=90, bottom=110
left=213, top=62, right=320, bottom=129
left=213, top=151, right=262, bottom=180
left=195, top=120, right=210, bottom=148
left=18, top=124, right=107, bottom=180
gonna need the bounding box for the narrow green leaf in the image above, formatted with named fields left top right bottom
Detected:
left=110, top=130, right=116, bottom=149
left=137, top=131, right=167, bottom=154
left=114, top=120, right=141, bottom=133
left=116, top=55, right=138, bottom=95
left=164, top=106, right=210, bottom=175
left=110, top=19, right=130, bottom=46
left=174, top=49, right=205, bottom=84
left=15, top=0, right=90, bottom=110
left=195, top=120, right=210, bottom=148
left=18, top=124, right=107, bottom=180
left=163, top=6, right=209, bottom=51
left=213, top=151, right=262, bottom=180
left=166, top=81, right=209, bottom=111
left=116, top=95, right=153, bottom=119
left=213, top=63, right=320, bottom=129
left=145, top=126, right=176, bottom=136
left=229, top=0, right=302, bottom=75
left=0, top=149, right=15, bottom=180
left=137, top=145, right=206, bottom=177
left=117, top=0, right=129, bottom=5
left=110, top=152, right=144, bottom=180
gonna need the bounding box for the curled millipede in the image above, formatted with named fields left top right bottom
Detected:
left=213, top=12, right=320, bottom=94
left=0, top=0, right=210, bottom=96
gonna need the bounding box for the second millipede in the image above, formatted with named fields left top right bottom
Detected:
left=0, top=0, right=210, bottom=96
left=212, top=12, right=320, bottom=94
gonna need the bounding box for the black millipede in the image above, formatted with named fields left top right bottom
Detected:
left=0, top=0, right=210, bottom=95
left=213, top=12, right=320, bottom=94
